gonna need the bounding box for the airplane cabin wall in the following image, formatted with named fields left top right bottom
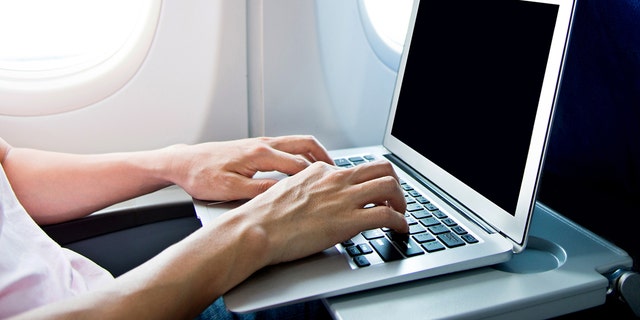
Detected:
left=252, top=0, right=401, bottom=150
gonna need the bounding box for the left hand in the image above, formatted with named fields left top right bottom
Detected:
left=165, top=135, right=334, bottom=201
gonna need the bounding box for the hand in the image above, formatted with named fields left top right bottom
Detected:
left=166, top=135, right=334, bottom=201
left=229, top=160, right=409, bottom=266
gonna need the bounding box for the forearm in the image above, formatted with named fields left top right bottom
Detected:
left=10, top=209, right=268, bottom=320
left=2, top=146, right=176, bottom=224
left=0, top=135, right=335, bottom=224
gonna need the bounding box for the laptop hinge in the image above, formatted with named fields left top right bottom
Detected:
left=384, top=153, right=499, bottom=235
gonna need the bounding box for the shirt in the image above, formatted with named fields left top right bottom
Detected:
left=0, top=163, right=113, bottom=318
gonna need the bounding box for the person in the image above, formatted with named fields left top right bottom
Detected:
left=0, top=135, right=408, bottom=319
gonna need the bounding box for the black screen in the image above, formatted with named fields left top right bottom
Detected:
left=391, top=0, right=559, bottom=215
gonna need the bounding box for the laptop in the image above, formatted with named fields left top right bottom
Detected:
left=194, top=0, right=576, bottom=313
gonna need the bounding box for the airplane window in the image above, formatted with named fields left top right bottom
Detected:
left=358, top=0, right=413, bottom=70
left=0, top=0, right=160, bottom=116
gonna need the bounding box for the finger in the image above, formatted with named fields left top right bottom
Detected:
left=351, top=175, right=407, bottom=214
left=354, top=205, right=409, bottom=233
left=227, top=174, right=280, bottom=199
left=267, top=135, right=334, bottom=165
left=248, top=148, right=312, bottom=176
left=347, top=161, right=400, bottom=185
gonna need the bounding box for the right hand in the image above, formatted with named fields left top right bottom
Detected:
left=230, top=160, right=409, bottom=267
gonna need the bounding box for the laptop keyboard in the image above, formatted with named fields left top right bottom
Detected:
left=334, top=155, right=479, bottom=268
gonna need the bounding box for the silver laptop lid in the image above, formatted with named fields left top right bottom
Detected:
left=383, top=0, right=576, bottom=252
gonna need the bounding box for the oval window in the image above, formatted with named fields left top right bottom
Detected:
left=0, top=0, right=161, bottom=116
left=358, top=0, right=413, bottom=71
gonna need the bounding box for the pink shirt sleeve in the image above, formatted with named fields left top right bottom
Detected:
left=0, top=164, right=114, bottom=318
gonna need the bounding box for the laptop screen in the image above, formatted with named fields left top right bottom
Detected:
left=384, top=0, right=572, bottom=249
left=391, top=0, right=558, bottom=215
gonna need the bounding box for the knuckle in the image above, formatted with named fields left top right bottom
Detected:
left=254, top=136, right=275, bottom=148
left=361, top=159, right=394, bottom=173
left=376, top=160, right=395, bottom=171
left=256, top=136, right=272, bottom=143
left=302, top=161, right=333, bottom=178
left=254, top=179, right=274, bottom=195
left=380, top=174, right=398, bottom=185
left=317, top=163, right=346, bottom=181
left=247, top=143, right=271, bottom=158
left=377, top=175, right=401, bottom=191
left=309, top=160, right=328, bottom=170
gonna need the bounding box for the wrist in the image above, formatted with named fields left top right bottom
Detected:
left=222, top=209, right=273, bottom=271
left=188, top=208, right=272, bottom=296
left=150, top=144, right=189, bottom=188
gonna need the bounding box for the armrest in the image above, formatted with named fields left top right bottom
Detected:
left=42, top=201, right=198, bottom=245
left=41, top=201, right=202, bottom=277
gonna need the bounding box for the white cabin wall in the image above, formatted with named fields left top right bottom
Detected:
left=0, top=0, right=248, bottom=154
left=252, top=0, right=399, bottom=150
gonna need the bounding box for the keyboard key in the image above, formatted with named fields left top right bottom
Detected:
left=415, top=196, right=430, bottom=204
left=334, top=158, right=350, bottom=167
left=346, top=246, right=361, bottom=256
left=362, top=229, right=385, bottom=239
left=401, top=183, right=413, bottom=191
left=405, top=195, right=416, bottom=204
left=386, top=231, right=409, bottom=242
left=357, top=243, right=373, bottom=254
left=462, top=234, right=479, bottom=244
left=354, top=255, right=371, bottom=267
left=393, top=238, right=424, bottom=257
left=419, top=217, right=440, bottom=227
left=341, top=239, right=355, bottom=246
left=406, top=203, right=424, bottom=212
left=409, top=224, right=426, bottom=234
left=370, top=238, right=404, bottom=262
left=432, top=210, right=447, bottom=219
left=451, top=226, right=467, bottom=235
left=428, top=224, right=449, bottom=235
left=411, top=209, right=432, bottom=219
left=441, top=218, right=457, bottom=226
left=408, top=190, right=421, bottom=197
left=413, top=233, right=436, bottom=243
left=422, top=241, right=445, bottom=252
left=363, top=155, right=376, bottom=161
left=438, top=232, right=466, bottom=248
left=425, top=203, right=439, bottom=211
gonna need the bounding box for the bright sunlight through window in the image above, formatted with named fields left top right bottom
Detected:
left=0, top=0, right=160, bottom=116
left=0, top=0, right=147, bottom=72
left=360, top=0, right=413, bottom=54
